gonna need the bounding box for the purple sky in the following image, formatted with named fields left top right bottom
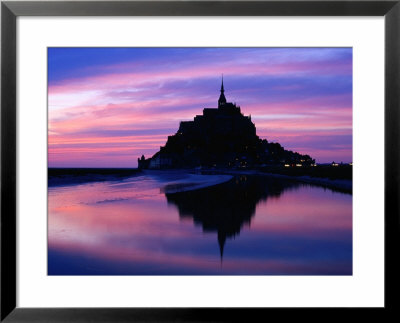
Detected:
left=48, top=48, right=352, bottom=167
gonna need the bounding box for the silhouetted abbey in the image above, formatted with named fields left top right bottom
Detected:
left=138, top=78, right=314, bottom=169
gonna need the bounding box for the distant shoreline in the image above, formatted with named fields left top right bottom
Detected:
left=48, top=168, right=139, bottom=175
left=48, top=168, right=141, bottom=187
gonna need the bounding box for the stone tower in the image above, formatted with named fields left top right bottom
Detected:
left=218, top=75, right=227, bottom=108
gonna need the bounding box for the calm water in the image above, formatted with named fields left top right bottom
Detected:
left=48, top=171, right=352, bottom=275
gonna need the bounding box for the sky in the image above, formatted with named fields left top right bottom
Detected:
left=48, top=47, right=352, bottom=168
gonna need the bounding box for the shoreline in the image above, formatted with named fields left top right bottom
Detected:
left=160, top=174, right=233, bottom=194
left=258, top=172, right=352, bottom=193
left=48, top=167, right=352, bottom=193
left=193, top=169, right=352, bottom=193
left=48, top=168, right=141, bottom=187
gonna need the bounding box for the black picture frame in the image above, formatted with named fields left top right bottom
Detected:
left=1, top=1, right=399, bottom=321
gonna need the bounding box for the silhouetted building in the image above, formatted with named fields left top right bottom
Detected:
left=138, top=78, right=314, bottom=169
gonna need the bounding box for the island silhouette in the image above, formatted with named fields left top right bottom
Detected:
left=138, top=77, right=315, bottom=169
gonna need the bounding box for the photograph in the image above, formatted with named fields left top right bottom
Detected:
left=47, top=47, right=353, bottom=275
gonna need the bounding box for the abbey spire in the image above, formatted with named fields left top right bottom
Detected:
left=218, top=75, right=227, bottom=108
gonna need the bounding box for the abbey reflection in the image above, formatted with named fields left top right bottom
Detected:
left=165, top=175, right=301, bottom=261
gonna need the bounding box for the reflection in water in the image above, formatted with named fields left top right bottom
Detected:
left=166, top=176, right=300, bottom=260
left=48, top=172, right=352, bottom=275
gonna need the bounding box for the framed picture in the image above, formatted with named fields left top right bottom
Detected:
left=1, top=0, right=399, bottom=321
